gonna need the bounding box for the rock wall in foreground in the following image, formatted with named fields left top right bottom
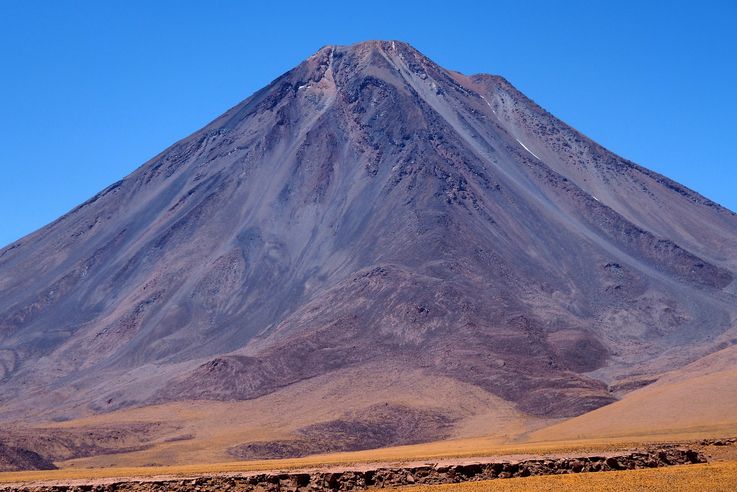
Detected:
left=1, top=448, right=706, bottom=491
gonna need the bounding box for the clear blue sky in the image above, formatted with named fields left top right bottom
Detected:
left=1, top=1, right=735, bottom=248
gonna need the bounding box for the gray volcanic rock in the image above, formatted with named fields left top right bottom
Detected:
left=1, top=41, right=736, bottom=422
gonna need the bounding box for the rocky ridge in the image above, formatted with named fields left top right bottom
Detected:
left=0, top=447, right=708, bottom=491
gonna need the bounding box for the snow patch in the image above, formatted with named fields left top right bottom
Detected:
left=480, top=94, right=497, bottom=115
left=515, top=138, right=541, bottom=160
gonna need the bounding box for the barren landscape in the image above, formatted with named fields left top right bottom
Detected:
left=1, top=40, right=736, bottom=489
left=1, top=438, right=736, bottom=490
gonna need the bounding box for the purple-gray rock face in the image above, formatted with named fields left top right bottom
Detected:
left=1, top=41, right=736, bottom=420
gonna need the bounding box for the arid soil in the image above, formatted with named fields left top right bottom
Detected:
left=529, top=345, right=737, bottom=442
left=0, top=445, right=713, bottom=491
left=0, top=424, right=180, bottom=472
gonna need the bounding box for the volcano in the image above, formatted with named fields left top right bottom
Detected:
left=1, top=41, right=736, bottom=461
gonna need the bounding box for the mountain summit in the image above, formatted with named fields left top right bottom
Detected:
left=1, top=41, right=736, bottom=435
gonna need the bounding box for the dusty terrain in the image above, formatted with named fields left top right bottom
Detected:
left=2, top=439, right=735, bottom=490
left=0, top=366, right=543, bottom=470
left=3, top=339, right=737, bottom=472
left=530, top=345, right=737, bottom=442
left=1, top=40, right=737, bottom=488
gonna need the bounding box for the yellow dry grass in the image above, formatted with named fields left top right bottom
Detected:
left=3, top=347, right=737, bottom=485
left=0, top=432, right=727, bottom=485
left=34, top=363, right=543, bottom=469
left=392, top=461, right=737, bottom=491
left=0, top=438, right=615, bottom=484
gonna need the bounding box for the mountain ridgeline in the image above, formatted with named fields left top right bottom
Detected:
left=1, top=41, right=736, bottom=424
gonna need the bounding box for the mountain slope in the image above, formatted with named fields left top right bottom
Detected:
left=1, top=41, right=736, bottom=439
left=528, top=344, right=737, bottom=441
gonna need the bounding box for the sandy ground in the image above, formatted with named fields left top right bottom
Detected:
left=530, top=346, right=737, bottom=442
left=2, top=345, right=737, bottom=488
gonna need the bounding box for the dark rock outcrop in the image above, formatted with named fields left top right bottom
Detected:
left=0, top=442, right=56, bottom=472
left=0, top=448, right=706, bottom=490
left=229, top=404, right=454, bottom=459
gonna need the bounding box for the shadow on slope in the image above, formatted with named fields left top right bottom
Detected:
left=228, top=404, right=454, bottom=459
